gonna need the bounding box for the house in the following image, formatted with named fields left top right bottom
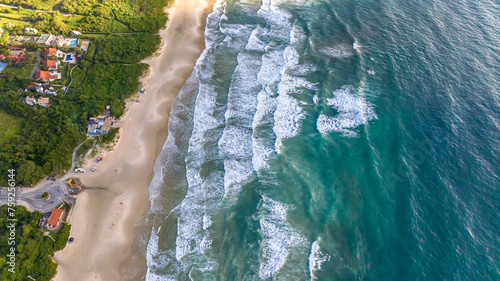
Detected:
left=101, top=118, right=112, bottom=133
left=25, top=81, right=39, bottom=91
left=87, top=115, right=114, bottom=136
left=37, top=34, right=55, bottom=46
left=50, top=35, right=64, bottom=46
left=2, top=54, right=19, bottom=62
left=47, top=208, right=63, bottom=229
left=70, top=30, right=82, bottom=36
left=24, top=27, right=38, bottom=34
left=37, top=212, right=52, bottom=228
left=42, top=48, right=63, bottom=59
left=37, top=97, right=51, bottom=107
left=48, top=71, right=61, bottom=80
left=9, top=45, right=26, bottom=52
left=42, top=59, right=59, bottom=70
left=35, top=70, right=49, bottom=81
left=35, top=83, right=57, bottom=95
left=14, top=53, right=26, bottom=65
left=35, top=70, right=61, bottom=82
left=25, top=96, right=37, bottom=106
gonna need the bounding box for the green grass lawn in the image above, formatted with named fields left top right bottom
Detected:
left=0, top=16, right=27, bottom=27
left=57, top=62, right=71, bottom=85
left=82, top=33, right=108, bottom=38
left=0, top=110, right=22, bottom=146
left=0, top=12, right=28, bottom=19
left=2, top=64, right=34, bottom=77
left=69, top=65, right=86, bottom=87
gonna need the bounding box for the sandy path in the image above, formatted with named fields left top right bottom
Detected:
left=52, top=0, right=214, bottom=280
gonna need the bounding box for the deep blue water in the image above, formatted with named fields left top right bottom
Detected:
left=139, top=0, right=500, bottom=280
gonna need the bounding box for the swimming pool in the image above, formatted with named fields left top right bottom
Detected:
left=0, top=63, right=7, bottom=73
left=66, top=55, right=72, bottom=61
left=70, top=40, right=78, bottom=47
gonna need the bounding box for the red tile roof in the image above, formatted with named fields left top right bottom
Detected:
left=10, top=45, right=25, bottom=51
left=14, top=53, right=26, bottom=65
left=35, top=70, right=49, bottom=81
left=42, top=48, right=57, bottom=58
left=47, top=208, right=63, bottom=228
left=42, top=59, right=56, bottom=69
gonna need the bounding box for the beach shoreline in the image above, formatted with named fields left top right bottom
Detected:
left=52, top=0, right=214, bottom=280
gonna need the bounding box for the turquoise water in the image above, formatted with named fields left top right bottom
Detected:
left=138, top=0, right=500, bottom=280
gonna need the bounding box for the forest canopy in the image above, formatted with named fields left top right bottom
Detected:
left=0, top=205, right=71, bottom=281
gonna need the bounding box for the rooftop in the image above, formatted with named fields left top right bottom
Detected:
left=42, top=59, right=57, bottom=69
left=47, top=208, right=63, bottom=228
left=42, top=48, right=57, bottom=58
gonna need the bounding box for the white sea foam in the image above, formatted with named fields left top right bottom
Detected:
left=273, top=25, right=319, bottom=150
left=172, top=0, right=228, bottom=267
left=258, top=196, right=307, bottom=279
left=146, top=230, right=180, bottom=281
left=148, top=0, right=327, bottom=277
left=219, top=50, right=260, bottom=195
left=313, top=95, right=319, bottom=105
left=319, top=45, right=354, bottom=58
left=220, top=24, right=255, bottom=49
left=273, top=93, right=305, bottom=148
left=308, top=240, right=331, bottom=280
left=246, top=27, right=267, bottom=52
left=252, top=141, right=275, bottom=170
left=316, top=86, right=377, bottom=137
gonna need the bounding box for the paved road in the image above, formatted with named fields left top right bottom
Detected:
left=71, top=137, right=91, bottom=171
left=0, top=179, right=71, bottom=213
left=28, top=52, right=41, bottom=80
left=0, top=137, right=89, bottom=212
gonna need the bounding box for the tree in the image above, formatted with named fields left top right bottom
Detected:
left=0, top=31, right=9, bottom=44
left=42, top=192, right=49, bottom=199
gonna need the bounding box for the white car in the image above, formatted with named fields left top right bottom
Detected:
left=74, top=168, right=85, bottom=173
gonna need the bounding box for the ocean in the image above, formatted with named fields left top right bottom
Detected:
left=138, top=0, right=500, bottom=280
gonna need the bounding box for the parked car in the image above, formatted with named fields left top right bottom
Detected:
left=68, top=237, right=74, bottom=243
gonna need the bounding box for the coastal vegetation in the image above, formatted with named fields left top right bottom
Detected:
left=0, top=0, right=169, bottom=34
left=0, top=0, right=171, bottom=185
left=94, top=33, right=161, bottom=64
left=0, top=205, right=71, bottom=281
left=0, top=109, right=21, bottom=146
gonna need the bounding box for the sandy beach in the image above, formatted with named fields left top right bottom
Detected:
left=52, top=0, right=214, bottom=280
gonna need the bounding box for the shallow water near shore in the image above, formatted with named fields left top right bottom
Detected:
left=140, top=0, right=500, bottom=279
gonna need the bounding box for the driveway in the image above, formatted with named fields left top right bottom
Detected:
left=28, top=52, right=41, bottom=80
left=0, top=179, right=71, bottom=213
